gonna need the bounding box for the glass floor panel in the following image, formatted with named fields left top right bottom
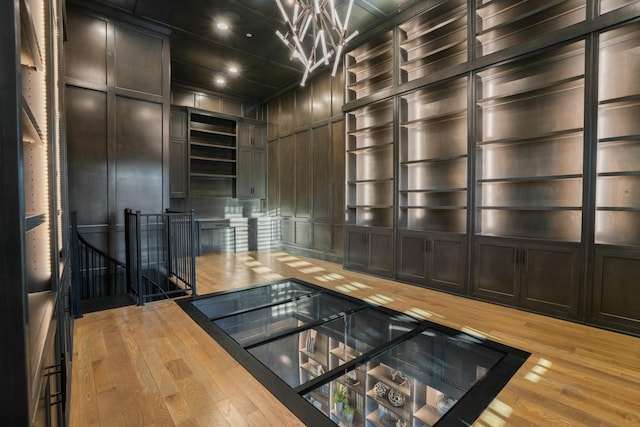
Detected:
left=303, top=329, right=504, bottom=426
left=191, top=279, right=314, bottom=319
left=179, top=278, right=529, bottom=427
left=215, top=292, right=362, bottom=347
left=247, top=307, right=419, bottom=388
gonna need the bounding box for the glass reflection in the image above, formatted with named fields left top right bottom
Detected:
left=214, top=293, right=360, bottom=346
left=192, top=280, right=314, bottom=319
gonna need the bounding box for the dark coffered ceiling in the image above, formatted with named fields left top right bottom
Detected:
left=69, top=0, right=424, bottom=102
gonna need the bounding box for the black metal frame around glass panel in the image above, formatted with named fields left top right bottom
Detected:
left=178, top=278, right=529, bottom=426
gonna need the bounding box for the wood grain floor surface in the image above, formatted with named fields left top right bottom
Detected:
left=70, top=250, right=640, bottom=427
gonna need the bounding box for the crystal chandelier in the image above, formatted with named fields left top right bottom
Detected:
left=275, top=0, right=359, bottom=86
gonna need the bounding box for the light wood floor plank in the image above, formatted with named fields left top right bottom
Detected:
left=70, top=250, right=640, bottom=426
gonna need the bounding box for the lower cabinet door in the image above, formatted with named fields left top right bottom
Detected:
left=519, top=243, right=582, bottom=318
left=473, top=238, right=519, bottom=304
left=345, top=228, right=368, bottom=270
left=430, top=235, right=467, bottom=294
left=368, top=230, right=393, bottom=278
left=591, top=247, right=640, bottom=334
left=396, top=233, right=427, bottom=284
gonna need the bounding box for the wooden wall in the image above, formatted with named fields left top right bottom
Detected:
left=65, top=7, right=171, bottom=258
left=266, top=70, right=345, bottom=261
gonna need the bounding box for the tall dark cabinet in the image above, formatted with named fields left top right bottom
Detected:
left=1, top=0, right=70, bottom=424
left=591, top=21, right=640, bottom=335
left=472, top=40, right=585, bottom=319
left=340, top=0, right=640, bottom=335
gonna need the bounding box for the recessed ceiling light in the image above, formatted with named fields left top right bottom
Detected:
left=215, top=77, right=226, bottom=85
left=217, top=22, right=229, bottom=31
left=228, top=66, right=239, bottom=74
left=246, top=33, right=253, bottom=38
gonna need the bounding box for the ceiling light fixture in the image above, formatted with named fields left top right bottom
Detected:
left=217, top=22, right=229, bottom=31
left=275, top=0, right=359, bottom=86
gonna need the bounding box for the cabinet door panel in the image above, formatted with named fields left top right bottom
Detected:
left=397, top=234, right=427, bottom=283
left=237, top=122, right=252, bottom=147
left=280, top=135, right=295, bottom=217
left=520, top=245, right=581, bottom=317
left=312, top=125, right=331, bottom=220
left=369, top=231, right=393, bottom=277
left=169, top=139, right=186, bottom=198
left=345, top=229, right=367, bottom=269
left=170, top=107, right=187, bottom=138
left=473, top=240, right=518, bottom=302
left=251, top=149, right=265, bottom=198
left=592, top=248, right=640, bottom=333
left=267, top=140, right=279, bottom=214
left=295, top=131, right=311, bottom=218
left=237, top=148, right=252, bottom=197
left=431, top=238, right=466, bottom=292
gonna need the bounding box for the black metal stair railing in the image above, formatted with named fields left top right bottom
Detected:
left=70, top=209, right=197, bottom=317
left=124, top=209, right=197, bottom=305
left=70, top=212, right=136, bottom=318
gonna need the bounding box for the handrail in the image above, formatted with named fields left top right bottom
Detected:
left=124, top=209, right=197, bottom=305
left=70, top=212, right=134, bottom=318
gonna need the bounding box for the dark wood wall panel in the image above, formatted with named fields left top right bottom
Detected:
left=332, top=66, right=344, bottom=116
left=295, top=221, right=312, bottom=247
left=295, top=131, right=311, bottom=218
left=280, top=135, right=295, bottom=217
left=312, top=125, right=331, bottom=220
left=267, top=69, right=344, bottom=260
left=65, top=12, right=107, bottom=85
left=114, top=96, right=163, bottom=223
left=65, top=8, right=170, bottom=258
left=267, top=140, right=280, bottom=215
left=268, top=100, right=279, bottom=141
left=66, top=86, right=109, bottom=226
left=296, top=85, right=311, bottom=129
left=331, top=120, right=345, bottom=223
left=114, top=26, right=164, bottom=95
left=280, top=94, right=294, bottom=135
left=313, top=223, right=332, bottom=251
left=312, top=73, right=331, bottom=123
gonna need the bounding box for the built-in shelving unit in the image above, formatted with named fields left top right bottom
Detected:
left=4, top=0, right=69, bottom=423
left=188, top=110, right=237, bottom=197
left=346, top=99, right=394, bottom=228
left=475, top=0, right=586, bottom=57
left=399, top=77, right=468, bottom=233
left=345, top=30, right=393, bottom=102
left=591, top=22, right=640, bottom=334
left=475, top=41, right=585, bottom=242
left=398, top=0, right=467, bottom=84
left=596, top=23, right=640, bottom=247
left=344, top=99, right=395, bottom=277
left=396, top=77, right=469, bottom=293
left=338, top=0, right=640, bottom=333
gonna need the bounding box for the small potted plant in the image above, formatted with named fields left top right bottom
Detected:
left=342, top=404, right=355, bottom=427
left=332, top=384, right=348, bottom=414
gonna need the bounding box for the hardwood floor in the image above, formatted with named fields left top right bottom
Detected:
left=70, top=250, right=640, bottom=426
